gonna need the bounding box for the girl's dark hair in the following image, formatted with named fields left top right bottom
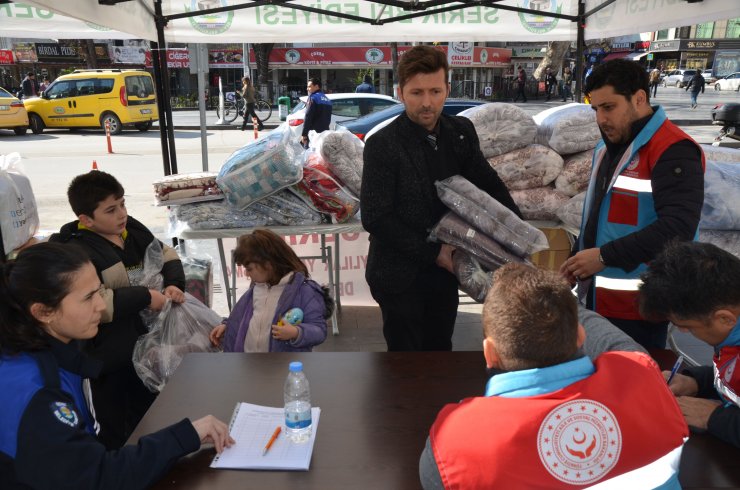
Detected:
left=0, top=242, right=92, bottom=353
left=234, top=229, right=309, bottom=286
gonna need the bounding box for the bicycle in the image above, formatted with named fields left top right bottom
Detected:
left=216, top=93, right=272, bottom=124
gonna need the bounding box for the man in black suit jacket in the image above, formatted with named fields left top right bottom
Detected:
left=361, top=46, right=521, bottom=351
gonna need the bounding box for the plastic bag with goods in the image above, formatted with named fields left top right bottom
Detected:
left=167, top=200, right=270, bottom=235
left=216, top=124, right=303, bottom=210
left=534, top=103, right=601, bottom=154
left=700, top=144, right=740, bottom=164
left=249, top=190, right=324, bottom=226
left=429, top=212, right=528, bottom=271
left=0, top=153, right=39, bottom=257
left=700, top=161, right=740, bottom=230
left=510, top=186, right=571, bottom=221
left=458, top=103, right=537, bottom=158
left=291, top=150, right=359, bottom=223
left=555, top=149, right=594, bottom=196
left=435, top=175, right=549, bottom=257
left=452, top=250, right=494, bottom=303
left=699, top=229, right=740, bottom=259
left=152, top=172, right=223, bottom=206
left=315, top=129, right=365, bottom=197
left=487, top=144, right=564, bottom=190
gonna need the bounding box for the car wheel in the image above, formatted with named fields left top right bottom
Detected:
left=101, top=112, right=123, bottom=135
left=676, top=80, right=681, bottom=87
left=661, top=81, right=666, bottom=88
left=14, top=126, right=28, bottom=136
left=29, top=114, right=44, bottom=134
left=715, top=84, right=720, bottom=91
left=135, top=121, right=152, bottom=131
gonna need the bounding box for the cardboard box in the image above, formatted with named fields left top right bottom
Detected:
left=530, top=227, right=574, bottom=272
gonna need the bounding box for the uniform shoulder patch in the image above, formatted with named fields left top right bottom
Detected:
left=50, top=401, right=79, bottom=428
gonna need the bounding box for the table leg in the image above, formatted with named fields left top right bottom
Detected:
left=320, top=234, right=339, bottom=335
left=334, top=233, right=342, bottom=313
left=217, top=238, right=232, bottom=311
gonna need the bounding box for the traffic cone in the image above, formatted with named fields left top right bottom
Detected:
left=92, top=160, right=99, bottom=170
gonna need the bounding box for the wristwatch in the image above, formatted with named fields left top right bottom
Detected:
left=598, top=251, right=605, bottom=266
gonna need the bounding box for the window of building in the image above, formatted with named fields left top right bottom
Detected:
left=727, top=18, right=740, bottom=38
left=656, top=29, right=670, bottom=40
left=695, top=22, right=714, bottom=39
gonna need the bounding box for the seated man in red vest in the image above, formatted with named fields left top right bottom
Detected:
left=639, top=241, right=740, bottom=448
left=420, top=263, right=688, bottom=489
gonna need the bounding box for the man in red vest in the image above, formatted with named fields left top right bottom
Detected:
left=639, top=241, right=740, bottom=448
left=560, top=59, right=704, bottom=350
left=421, top=263, right=688, bottom=489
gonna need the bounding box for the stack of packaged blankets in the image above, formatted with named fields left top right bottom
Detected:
left=157, top=124, right=365, bottom=235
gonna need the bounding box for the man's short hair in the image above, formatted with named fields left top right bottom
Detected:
left=27, top=72, right=34, bottom=77
left=639, top=241, right=740, bottom=322
left=67, top=170, right=125, bottom=218
left=398, top=45, right=449, bottom=90
left=585, top=59, right=650, bottom=103
left=482, top=263, right=579, bottom=371
left=308, top=77, right=321, bottom=89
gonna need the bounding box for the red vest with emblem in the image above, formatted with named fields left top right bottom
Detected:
left=714, top=345, right=740, bottom=408
left=585, top=117, right=704, bottom=321
left=429, top=352, right=688, bottom=489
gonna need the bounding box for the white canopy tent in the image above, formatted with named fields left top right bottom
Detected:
left=5, top=0, right=737, bottom=175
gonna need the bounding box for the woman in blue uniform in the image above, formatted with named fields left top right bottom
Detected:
left=0, top=242, right=234, bottom=489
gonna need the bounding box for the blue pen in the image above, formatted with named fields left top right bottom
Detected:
left=666, top=355, right=684, bottom=385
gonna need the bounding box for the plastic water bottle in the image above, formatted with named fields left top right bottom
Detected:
left=284, top=361, right=312, bottom=443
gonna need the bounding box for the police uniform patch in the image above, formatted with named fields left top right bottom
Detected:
left=51, top=401, right=79, bottom=428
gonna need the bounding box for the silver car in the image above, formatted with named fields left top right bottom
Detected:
left=661, top=69, right=690, bottom=87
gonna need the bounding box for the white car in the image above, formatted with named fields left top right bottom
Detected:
left=714, top=72, right=740, bottom=92
left=287, top=93, right=398, bottom=136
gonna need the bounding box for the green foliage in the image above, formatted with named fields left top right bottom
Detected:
left=352, top=68, right=374, bottom=87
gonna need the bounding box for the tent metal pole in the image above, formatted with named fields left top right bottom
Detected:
left=574, top=0, right=585, bottom=103
left=155, top=0, right=178, bottom=175
left=151, top=40, right=171, bottom=176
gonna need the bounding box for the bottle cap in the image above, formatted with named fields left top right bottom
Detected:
left=289, top=361, right=303, bottom=372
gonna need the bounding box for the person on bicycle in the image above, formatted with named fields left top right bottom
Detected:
left=240, top=77, right=264, bottom=131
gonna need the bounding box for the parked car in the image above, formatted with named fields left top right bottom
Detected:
left=286, top=93, right=398, bottom=136
left=23, top=69, right=158, bottom=135
left=714, top=72, right=740, bottom=92
left=0, top=86, right=29, bottom=135
left=678, top=69, right=699, bottom=88
left=702, top=69, right=717, bottom=85
left=661, top=69, right=691, bottom=87
left=336, top=99, right=486, bottom=140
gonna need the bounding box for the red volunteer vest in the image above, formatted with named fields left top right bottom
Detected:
left=430, top=352, right=688, bottom=489
left=714, top=345, right=740, bottom=407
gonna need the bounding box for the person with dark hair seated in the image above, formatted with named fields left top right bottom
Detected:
left=0, top=242, right=233, bottom=489
left=560, top=58, right=705, bottom=350
left=639, top=241, right=740, bottom=448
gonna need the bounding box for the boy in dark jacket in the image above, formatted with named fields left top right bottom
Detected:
left=50, top=170, right=186, bottom=448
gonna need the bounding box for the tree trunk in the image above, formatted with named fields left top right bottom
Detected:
left=391, top=42, right=399, bottom=98
left=533, top=41, right=571, bottom=80
left=253, top=43, right=274, bottom=100
left=84, top=40, right=98, bottom=69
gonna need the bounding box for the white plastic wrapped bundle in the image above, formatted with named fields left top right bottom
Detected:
left=216, top=124, right=303, bottom=210
left=487, top=144, right=564, bottom=190
left=314, top=129, right=365, bottom=197
left=700, top=144, right=740, bottom=164
left=1, top=153, right=39, bottom=256
left=458, top=103, right=537, bottom=158
left=555, top=149, right=594, bottom=196
left=429, top=212, right=527, bottom=271
left=534, top=103, right=601, bottom=154
left=168, top=200, right=271, bottom=235
left=700, top=161, right=740, bottom=230
left=152, top=172, right=222, bottom=206
left=249, top=190, right=324, bottom=226
left=453, top=250, right=494, bottom=303
left=556, top=192, right=586, bottom=232
left=511, top=186, right=571, bottom=221
left=436, top=175, right=549, bottom=257
left=699, top=229, right=740, bottom=258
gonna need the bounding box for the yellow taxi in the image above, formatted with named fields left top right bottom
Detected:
left=23, top=69, right=158, bottom=135
left=0, top=87, right=29, bottom=135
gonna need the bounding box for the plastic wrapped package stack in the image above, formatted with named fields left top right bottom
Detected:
left=152, top=172, right=223, bottom=206
left=249, top=190, right=324, bottom=226
left=458, top=103, right=537, bottom=158
left=700, top=161, right=740, bottom=231
left=533, top=103, right=602, bottom=154
left=510, top=186, right=571, bottom=221
left=487, top=144, right=564, bottom=190
left=168, top=200, right=271, bottom=234
left=555, top=192, right=586, bottom=232
left=555, top=149, right=594, bottom=196
left=453, top=250, right=494, bottom=303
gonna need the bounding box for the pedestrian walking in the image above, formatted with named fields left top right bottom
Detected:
left=649, top=68, right=661, bottom=98
left=544, top=67, right=557, bottom=101
left=685, top=71, right=705, bottom=109
left=561, top=66, right=573, bottom=101
left=513, top=66, right=527, bottom=102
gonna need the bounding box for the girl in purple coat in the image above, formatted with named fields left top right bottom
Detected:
left=209, top=229, right=333, bottom=352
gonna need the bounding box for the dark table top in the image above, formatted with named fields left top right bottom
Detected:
left=129, top=352, right=740, bottom=489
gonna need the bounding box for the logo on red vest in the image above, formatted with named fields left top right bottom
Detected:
left=625, top=154, right=640, bottom=173
left=537, top=399, right=622, bottom=485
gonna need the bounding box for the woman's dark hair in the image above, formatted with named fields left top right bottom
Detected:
left=0, top=242, right=92, bottom=353
left=585, top=59, right=650, bottom=103
left=233, top=229, right=309, bottom=286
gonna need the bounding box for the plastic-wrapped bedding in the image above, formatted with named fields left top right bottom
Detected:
left=216, top=125, right=303, bottom=210
left=555, top=192, right=586, bottom=232
left=700, top=144, right=740, bottom=164
left=555, top=149, right=594, bottom=196
left=487, top=144, right=563, bottom=190
left=699, top=229, right=740, bottom=258
left=453, top=250, right=494, bottom=303
left=315, top=129, right=365, bottom=196
left=249, top=190, right=324, bottom=226
left=700, top=161, right=740, bottom=230
left=533, top=103, right=601, bottom=154
left=169, top=200, right=270, bottom=234
left=429, top=212, right=527, bottom=271
left=458, top=103, right=537, bottom=158
left=291, top=150, right=359, bottom=224
left=435, top=175, right=549, bottom=257
left=510, top=186, right=571, bottom=221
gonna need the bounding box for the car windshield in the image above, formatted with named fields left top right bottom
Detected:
left=0, top=87, right=13, bottom=98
